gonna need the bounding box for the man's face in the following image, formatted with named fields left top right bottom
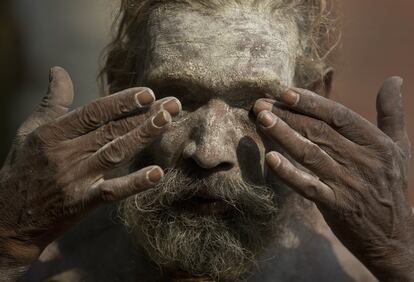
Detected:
left=122, top=2, right=300, bottom=280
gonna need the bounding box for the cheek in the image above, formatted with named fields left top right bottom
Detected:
left=149, top=109, right=270, bottom=182
left=151, top=114, right=193, bottom=167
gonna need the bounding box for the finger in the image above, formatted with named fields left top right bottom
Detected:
left=258, top=110, right=342, bottom=180
left=18, top=67, right=74, bottom=138
left=42, top=66, right=74, bottom=118
left=254, top=99, right=359, bottom=164
left=80, top=97, right=181, bottom=151
left=88, top=110, right=171, bottom=171
left=266, top=151, right=335, bottom=206
left=274, top=87, right=384, bottom=145
left=87, top=166, right=163, bottom=204
left=376, top=76, right=411, bottom=156
left=51, top=87, right=156, bottom=140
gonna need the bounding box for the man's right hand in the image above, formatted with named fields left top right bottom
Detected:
left=0, top=67, right=181, bottom=274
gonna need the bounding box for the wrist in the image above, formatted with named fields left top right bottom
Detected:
left=362, top=236, right=414, bottom=282
left=0, top=168, right=38, bottom=281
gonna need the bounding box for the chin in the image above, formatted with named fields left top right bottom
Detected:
left=119, top=169, right=281, bottom=281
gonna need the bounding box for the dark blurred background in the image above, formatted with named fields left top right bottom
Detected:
left=1, top=1, right=413, bottom=202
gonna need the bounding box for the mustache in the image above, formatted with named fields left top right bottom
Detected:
left=120, top=169, right=281, bottom=280
left=124, top=168, right=278, bottom=217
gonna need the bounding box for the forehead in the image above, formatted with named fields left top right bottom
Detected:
left=143, top=2, right=299, bottom=93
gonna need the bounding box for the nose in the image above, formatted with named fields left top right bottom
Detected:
left=183, top=100, right=237, bottom=171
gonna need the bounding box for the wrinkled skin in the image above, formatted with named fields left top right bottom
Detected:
left=0, top=67, right=182, bottom=278
left=254, top=81, right=414, bottom=281
left=0, top=2, right=414, bottom=282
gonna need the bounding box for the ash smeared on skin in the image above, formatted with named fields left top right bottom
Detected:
left=115, top=1, right=303, bottom=281
left=143, top=3, right=298, bottom=94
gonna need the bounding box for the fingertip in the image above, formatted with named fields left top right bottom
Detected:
left=152, top=110, right=172, bottom=128
left=135, top=88, right=156, bottom=107
left=146, top=165, right=164, bottom=184
left=50, top=66, right=67, bottom=79
left=380, top=76, right=404, bottom=97
left=384, top=76, right=403, bottom=87
left=377, top=76, right=404, bottom=114
left=48, top=66, right=74, bottom=108
left=49, top=66, right=71, bottom=84
left=161, top=98, right=182, bottom=116
left=253, top=99, right=273, bottom=116
left=266, top=151, right=281, bottom=169
left=280, top=89, right=300, bottom=106
left=257, top=110, right=277, bottom=129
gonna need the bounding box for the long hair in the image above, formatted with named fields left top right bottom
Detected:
left=99, top=0, right=340, bottom=95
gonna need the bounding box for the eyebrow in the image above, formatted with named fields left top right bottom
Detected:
left=147, top=76, right=285, bottom=102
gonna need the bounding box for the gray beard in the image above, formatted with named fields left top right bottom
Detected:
left=119, top=169, right=281, bottom=281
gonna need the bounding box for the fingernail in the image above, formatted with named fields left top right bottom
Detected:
left=135, top=89, right=155, bottom=107
left=152, top=110, right=171, bottom=128
left=253, top=99, right=273, bottom=115
left=161, top=98, right=182, bottom=116
left=147, top=166, right=164, bottom=184
left=266, top=152, right=281, bottom=168
left=258, top=111, right=277, bottom=128
left=281, top=89, right=299, bottom=106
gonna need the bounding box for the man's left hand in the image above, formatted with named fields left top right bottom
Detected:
left=254, top=77, right=414, bottom=282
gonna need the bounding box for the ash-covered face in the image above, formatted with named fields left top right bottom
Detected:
left=121, top=2, right=300, bottom=280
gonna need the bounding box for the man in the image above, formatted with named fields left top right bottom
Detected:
left=0, top=0, right=413, bottom=281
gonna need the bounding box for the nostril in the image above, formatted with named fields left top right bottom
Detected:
left=186, top=157, right=234, bottom=172
left=215, top=162, right=233, bottom=171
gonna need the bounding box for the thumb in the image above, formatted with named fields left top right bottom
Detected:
left=376, top=76, right=411, bottom=157
left=18, top=67, right=74, bottom=138
left=39, top=66, right=74, bottom=119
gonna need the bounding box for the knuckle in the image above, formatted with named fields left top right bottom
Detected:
left=372, top=138, right=396, bottom=159
left=27, top=128, right=45, bottom=144
left=331, top=106, right=351, bottom=128
left=98, top=122, right=117, bottom=145
left=112, top=89, right=141, bottom=114
left=26, top=126, right=52, bottom=147
left=79, top=101, right=105, bottom=128
left=301, top=93, right=319, bottom=112
left=304, top=181, right=320, bottom=200
left=99, top=186, right=118, bottom=202
left=380, top=135, right=394, bottom=147
left=306, top=121, right=329, bottom=140
left=383, top=161, right=402, bottom=183
left=301, top=143, right=323, bottom=167
left=120, top=116, right=140, bottom=132
left=117, top=98, right=134, bottom=115
left=279, top=109, right=293, bottom=123
left=135, top=124, right=156, bottom=144
left=97, top=142, right=126, bottom=168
